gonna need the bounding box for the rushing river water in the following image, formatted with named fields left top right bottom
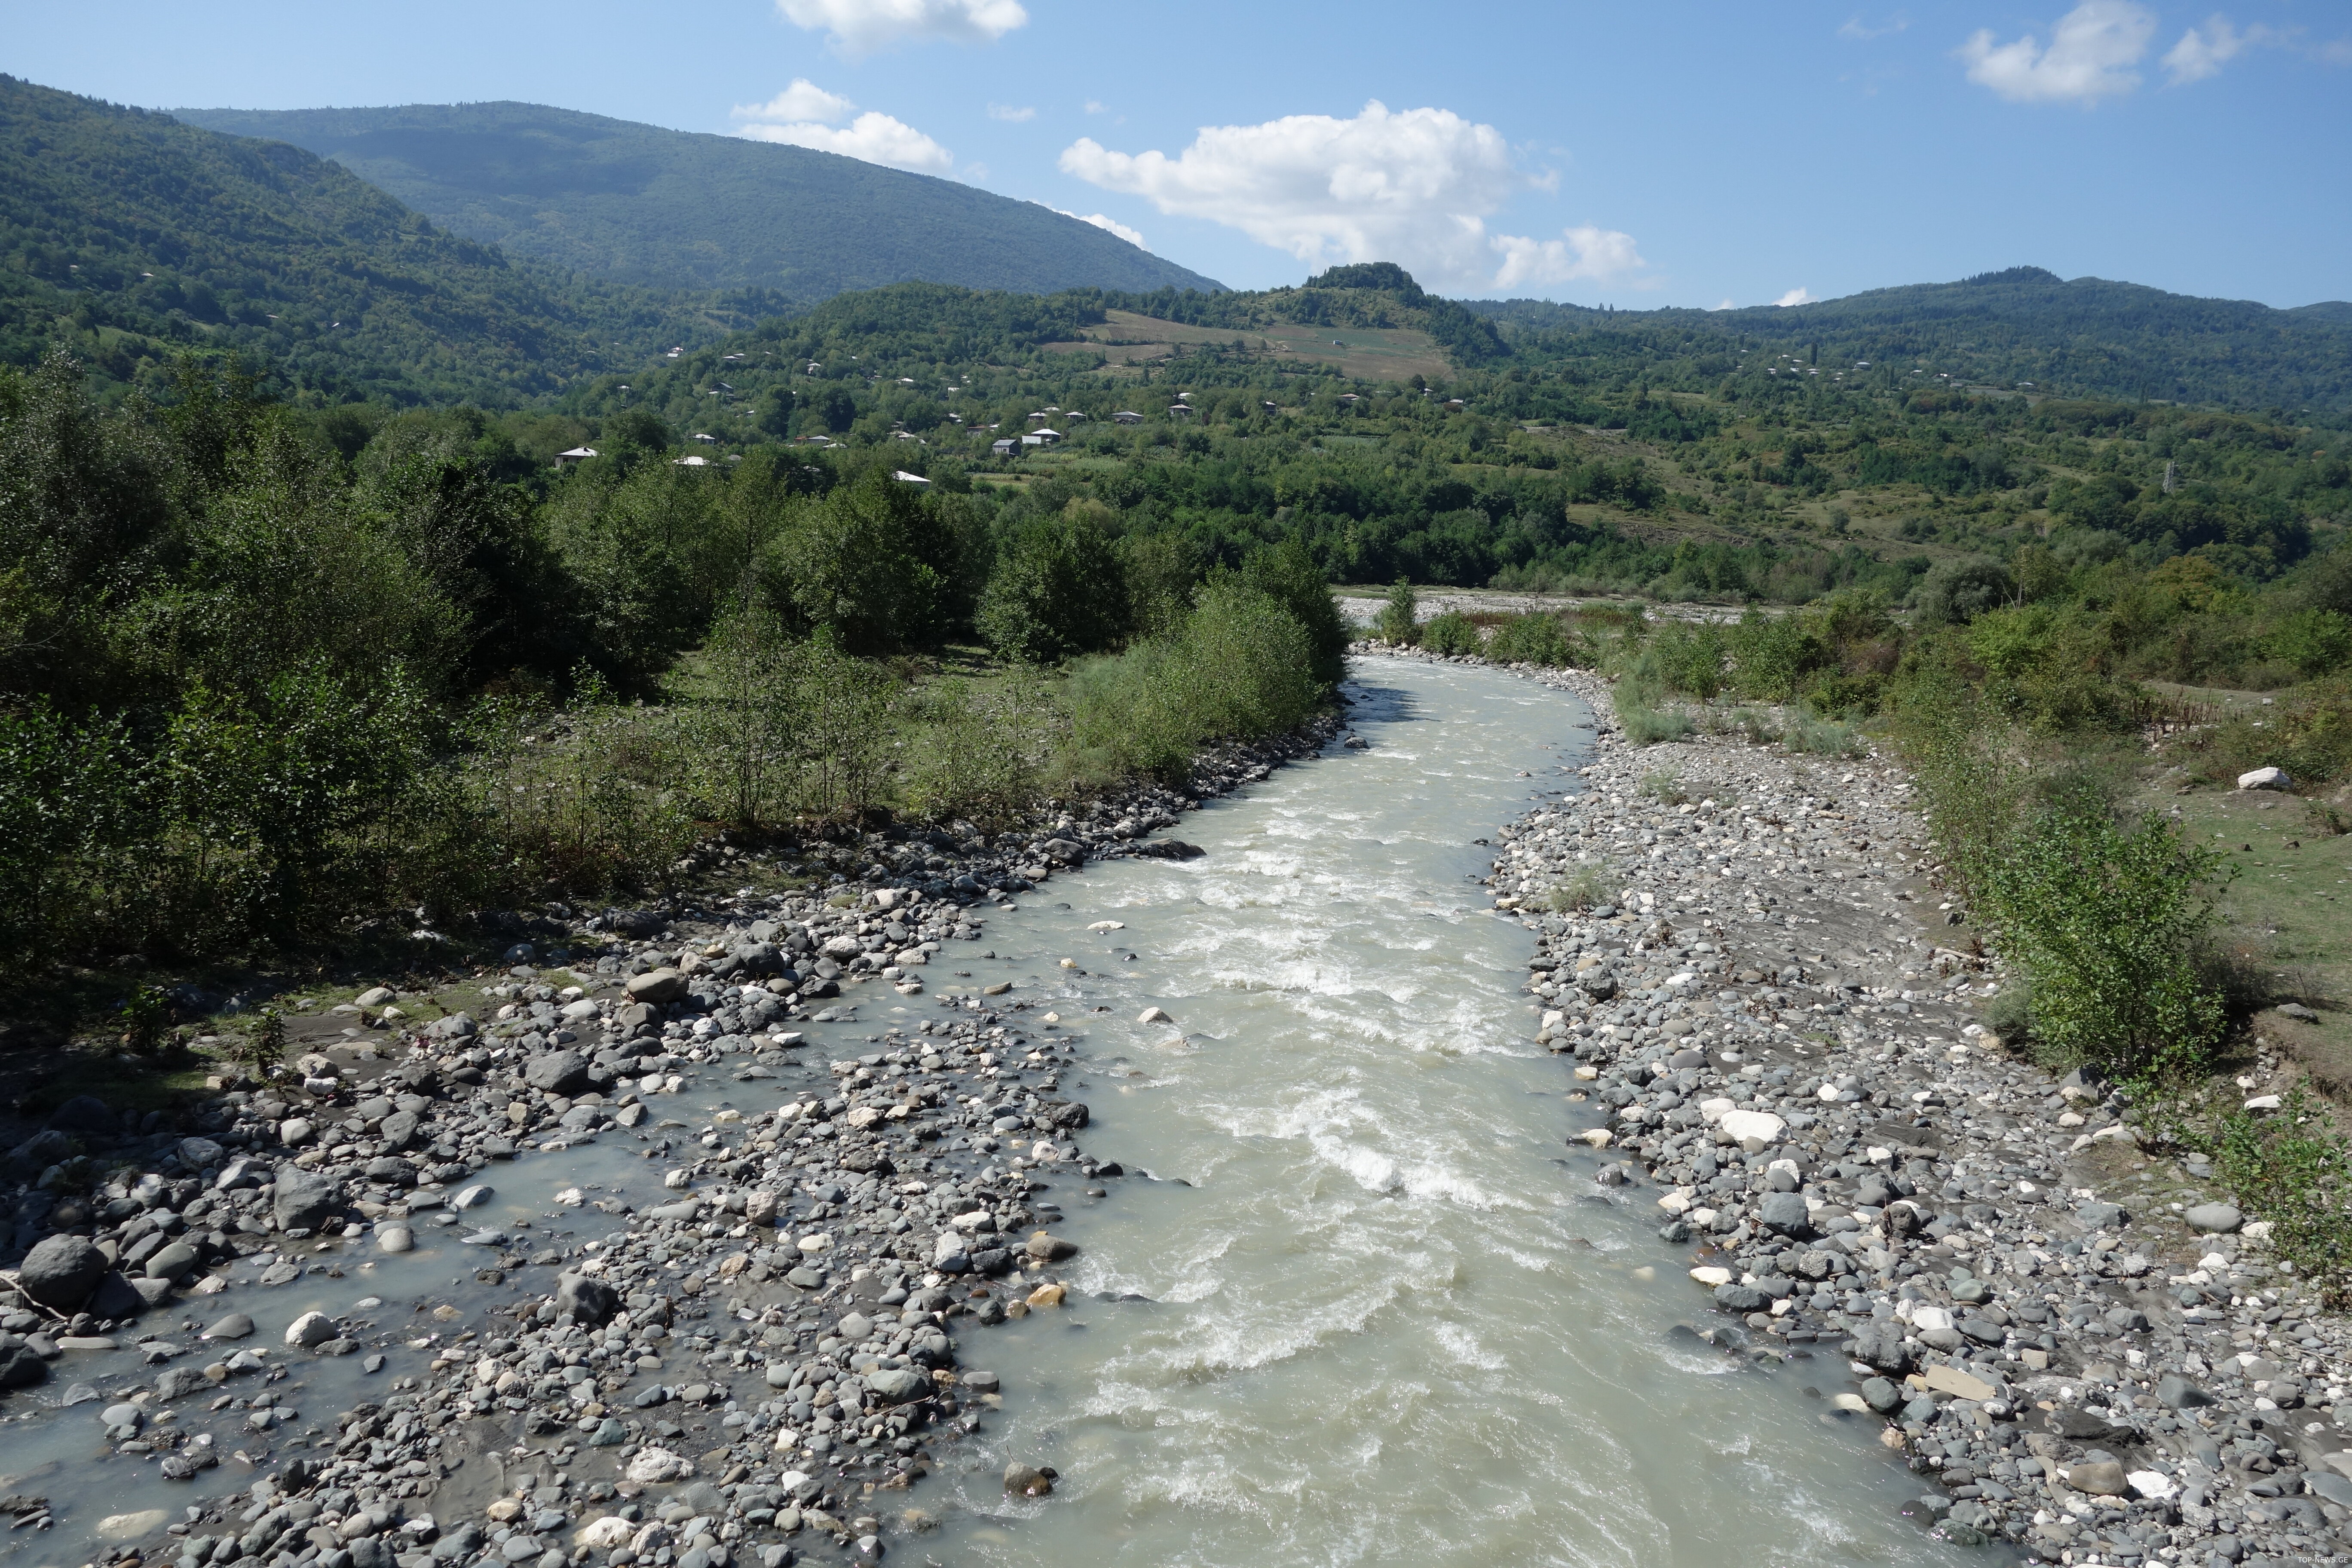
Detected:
left=0, top=657, right=1975, bottom=1567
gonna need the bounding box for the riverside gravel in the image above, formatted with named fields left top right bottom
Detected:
left=7, top=646, right=2352, bottom=1568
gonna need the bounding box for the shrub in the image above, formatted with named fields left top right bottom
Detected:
left=1785, top=717, right=1865, bottom=758
left=1637, top=768, right=1687, bottom=804
left=1619, top=702, right=1694, bottom=746
left=898, top=674, right=1058, bottom=828
left=1488, top=612, right=1577, bottom=666
left=1984, top=802, right=2230, bottom=1081
left=1646, top=621, right=1727, bottom=700
left=1541, top=861, right=1613, bottom=913
left=2154, top=1084, right=2352, bottom=1304
left=228, top=1006, right=288, bottom=1074
left=1420, top=609, right=1480, bottom=655
left=1376, top=578, right=1418, bottom=644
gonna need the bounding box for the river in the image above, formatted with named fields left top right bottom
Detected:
left=0, top=656, right=1972, bottom=1567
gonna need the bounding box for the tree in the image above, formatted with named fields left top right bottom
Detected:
left=977, top=507, right=1130, bottom=663
left=1377, top=578, right=1418, bottom=644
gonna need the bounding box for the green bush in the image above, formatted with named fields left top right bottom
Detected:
left=1488, top=611, right=1577, bottom=666
left=1420, top=609, right=1480, bottom=655
left=976, top=509, right=1130, bottom=663
left=2266, top=608, right=2352, bottom=678
left=898, top=674, right=1058, bottom=828
left=1376, top=578, right=1418, bottom=644
left=1645, top=621, right=1727, bottom=699
left=1983, top=802, right=2230, bottom=1080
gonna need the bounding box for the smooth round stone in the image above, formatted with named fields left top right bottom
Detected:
left=101, top=1402, right=141, bottom=1427
left=376, top=1225, right=414, bottom=1253
left=837, top=1312, right=874, bottom=1341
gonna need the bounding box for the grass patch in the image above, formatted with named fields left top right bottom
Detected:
left=2150, top=1084, right=2352, bottom=1305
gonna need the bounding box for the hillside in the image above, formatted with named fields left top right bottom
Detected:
left=175, top=101, right=1225, bottom=303
left=1470, top=267, right=2352, bottom=417
left=0, top=75, right=753, bottom=406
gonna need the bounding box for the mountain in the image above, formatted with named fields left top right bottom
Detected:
left=1469, top=266, right=2352, bottom=416
left=173, top=101, right=1225, bottom=303
left=0, top=75, right=753, bottom=406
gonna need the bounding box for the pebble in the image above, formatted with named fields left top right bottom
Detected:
left=1413, top=642, right=2352, bottom=1567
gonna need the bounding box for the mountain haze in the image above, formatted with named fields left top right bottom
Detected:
left=175, top=101, right=1225, bottom=304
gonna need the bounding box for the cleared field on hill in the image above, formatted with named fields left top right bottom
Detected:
left=1042, top=310, right=1452, bottom=383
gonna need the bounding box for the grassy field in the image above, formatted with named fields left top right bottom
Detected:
left=1040, top=310, right=1454, bottom=384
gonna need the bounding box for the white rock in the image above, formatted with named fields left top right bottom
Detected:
left=1576, top=1128, right=1614, bottom=1148
left=285, top=1311, right=337, bottom=1347
left=2236, top=766, right=2292, bottom=791
left=576, top=1518, right=635, bottom=1550
left=1696, top=1097, right=1737, bottom=1122
left=1909, top=1306, right=1953, bottom=1332
left=798, top=1232, right=832, bottom=1253
left=625, top=1447, right=694, bottom=1483
left=375, top=1225, right=413, bottom=1254
left=2243, top=1094, right=2283, bottom=1112
left=2127, top=1470, right=2176, bottom=1500
left=96, top=1511, right=171, bottom=1540
left=1136, top=1006, right=1171, bottom=1024
left=278, top=1118, right=315, bottom=1147
left=554, top=1187, right=585, bottom=1206
left=1087, top=921, right=1126, bottom=932
left=355, top=987, right=396, bottom=1008
left=1716, top=1109, right=1785, bottom=1145
left=452, top=1185, right=495, bottom=1210
left=1689, top=1266, right=1733, bottom=1286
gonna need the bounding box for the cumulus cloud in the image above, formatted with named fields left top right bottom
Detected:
left=1054, top=209, right=1146, bottom=248
left=775, top=0, right=1026, bottom=56
left=986, top=102, right=1036, bottom=122
left=1958, top=0, right=2155, bottom=104
left=1058, top=99, right=1646, bottom=295
left=1713, top=298, right=1736, bottom=311
left=1490, top=226, right=1648, bottom=291
left=733, top=79, right=855, bottom=125
left=1775, top=287, right=1815, bottom=307
left=733, top=85, right=953, bottom=174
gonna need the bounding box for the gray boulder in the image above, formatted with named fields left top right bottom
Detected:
left=2184, top=1203, right=2242, bottom=1234
left=1757, top=1191, right=1812, bottom=1236
left=144, top=1240, right=202, bottom=1282
left=88, top=1271, right=147, bottom=1318
left=625, top=969, right=689, bottom=1005
left=555, top=1273, right=619, bottom=1326
left=1848, top=1321, right=1912, bottom=1375
left=272, top=1169, right=343, bottom=1231
left=46, top=1096, right=115, bottom=1134
left=18, top=1234, right=107, bottom=1309
left=865, top=1368, right=928, bottom=1404
left=523, top=1051, right=591, bottom=1096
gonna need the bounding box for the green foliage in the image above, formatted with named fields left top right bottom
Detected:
left=1376, top=579, right=1418, bottom=644
left=1420, top=610, right=1480, bottom=655
left=175, top=101, right=1222, bottom=303
left=229, top=1005, right=287, bottom=1073
left=1065, top=583, right=1323, bottom=784
left=1237, top=536, right=1349, bottom=689
left=897, top=674, right=1057, bottom=829
left=977, top=507, right=1130, bottom=663
left=1636, top=767, right=1687, bottom=804
left=0, top=76, right=733, bottom=406
left=1539, top=861, right=1613, bottom=913
left=1485, top=610, right=1577, bottom=666
left=2267, top=608, right=2352, bottom=677
left=2154, top=1084, right=2352, bottom=1304
left=114, top=984, right=172, bottom=1057
left=1982, top=802, right=2230, bottom=1080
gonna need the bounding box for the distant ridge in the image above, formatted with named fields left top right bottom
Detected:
left=1467, top=268, right=2352, bottom=415
left=175, top=101, right=1224, bottom=304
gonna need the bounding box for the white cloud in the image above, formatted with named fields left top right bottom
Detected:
left=2162, top=16, right=2286, bottom=83
left=1059, top=99, right=1645, bottom=295
left=986, top=102, right=1036, bottom=122
left=733, top=78, right=854, bottom=125
left=1775, top=287, right=1815, bottom=307
left=1713, top=298, right=1736, bottom=310
left=1838, top=13, right=1909, bottom=40
left=1054, top=209, right=1146, bottom=248
left=1489, top=225, right=1648, bottom=291
left=775, top=0, right=1026, bottom=56
left=738, top=111, right=954, bottom=175
left=1083, top=100, right=1108, bottom=115
left=1959, top=1, right=2155, bottom=104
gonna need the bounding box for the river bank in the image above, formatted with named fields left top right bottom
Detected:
left=1378, top=640, right=2352, bottom=1566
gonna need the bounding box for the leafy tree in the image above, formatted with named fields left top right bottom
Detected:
left=977, top=508, right=1130, bottom=663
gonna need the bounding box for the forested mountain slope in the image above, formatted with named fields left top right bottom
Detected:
left=1471, top=268, right=2352, bottom=417
left=0, top=76, right=749, bottom=405
left=175, top=101, right=1225, bottom=303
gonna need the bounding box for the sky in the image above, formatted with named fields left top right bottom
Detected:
left=4, top=0, right=2347, bottom=309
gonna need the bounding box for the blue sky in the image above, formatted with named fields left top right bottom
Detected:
left=5, top=0, right=2346, bottom=308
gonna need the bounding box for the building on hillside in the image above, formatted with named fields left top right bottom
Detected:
left=1167, top=404, right=1193, bottom=418
left=692, top=432, right=718, bottom=443
left=1029, top=428, right=1062, bottom=445
left=991, top=438, right=1019, bottom=456
left=1113, top=410, right=1142, bottom=425
left=553, top=447, right=598, bottom=467
left=893, top=470, right=931, bottom=486
left=672, top=454, right=711, bottom=467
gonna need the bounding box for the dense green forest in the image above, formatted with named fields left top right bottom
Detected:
left=175, top=101, right=1225, bottom=301
left=0, top=76, right=773, bottom=407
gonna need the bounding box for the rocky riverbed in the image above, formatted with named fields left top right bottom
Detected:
left=1375, top=640, right=2352, bottom=1568
left=8, top=645, right=2351, bottom=1568
left=0, top=722, right=1337, bottom=1568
